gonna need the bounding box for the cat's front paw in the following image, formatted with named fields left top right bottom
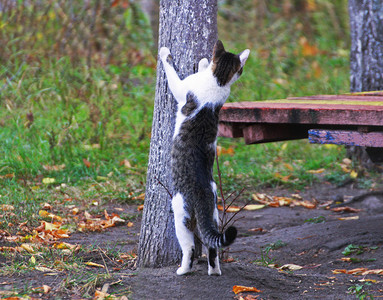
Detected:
left=159, top=47, right=171, bottom=62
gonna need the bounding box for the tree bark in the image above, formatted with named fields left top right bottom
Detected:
left=138, top=0, right=218, bottom=268
left=347, top=0, right=383, bottom=168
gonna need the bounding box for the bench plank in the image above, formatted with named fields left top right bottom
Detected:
left=218, top=92, right=383, bottom=149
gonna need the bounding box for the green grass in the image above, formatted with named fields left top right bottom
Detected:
left=0, top=1, right=378, bottom=232
left=1, top=1, right=382, bottom=298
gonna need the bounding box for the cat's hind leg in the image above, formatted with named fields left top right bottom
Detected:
left=208, top=248, right=221, bottom=276
left=172, top=193, right=195, bottom=275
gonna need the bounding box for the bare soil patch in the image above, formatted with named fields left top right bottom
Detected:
left=1, top=183, right=383, bottom=299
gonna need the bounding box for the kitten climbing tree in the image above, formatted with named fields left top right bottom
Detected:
left=138, top=0, right=218, bottom=267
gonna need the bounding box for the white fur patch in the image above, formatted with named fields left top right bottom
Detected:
left=172, top=193, right=194, bottom=275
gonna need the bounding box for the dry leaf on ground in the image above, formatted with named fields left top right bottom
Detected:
left=233, top=285, right=262, bottom=294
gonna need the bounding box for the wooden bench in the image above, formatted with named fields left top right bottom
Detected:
left=218, top=91, right=383, bottom=162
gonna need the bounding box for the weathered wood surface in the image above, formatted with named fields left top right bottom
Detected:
left=308, top=129, right=383, bottom=147
left=218, top=92, right=383, bottom=146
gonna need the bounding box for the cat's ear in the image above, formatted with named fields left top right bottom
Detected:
left=212, top=40, right=226, bottom=62
left=239, top=49, right=250, bottom=67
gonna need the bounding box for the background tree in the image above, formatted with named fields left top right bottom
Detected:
left=348, top=0, right=383, bottom=166
left=138, top=0, right=218, bottom=268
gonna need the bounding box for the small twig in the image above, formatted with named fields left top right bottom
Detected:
left=222, top=197, right=252, bottom=233
left=156, top=177, right=173, bottom=198
left=97, top=247, right=110, bottom=277
left=225, top=187, right=246, bottom=214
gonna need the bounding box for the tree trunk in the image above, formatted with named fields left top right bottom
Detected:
left=347, top=0, right=383, bottom=168
left=138, top=0, right=218, bottom=268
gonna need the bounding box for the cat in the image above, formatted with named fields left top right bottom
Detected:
left=159, top=40, right=250, bottom=275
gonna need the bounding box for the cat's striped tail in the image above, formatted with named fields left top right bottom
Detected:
left=202, top=225, right=238, bottom=249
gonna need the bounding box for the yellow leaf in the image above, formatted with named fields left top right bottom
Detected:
left=35, top=266, right=55, bottom=272
left=281, top=143, right=288, bottom=151
left=306, top=168, right=325, bottom=174
left=243, top=204, right=266, bottom=211
left=39, top=210, right=49, bottom=217
left=42, top=177, right=55, bottom=184
left=127, top=221, right=134, bottom=227
left=30, top=256, right=36, bottom=264
left=350, top=170, right=358, bottom=178
left=44, top=221, right=60, bottom=231
left=85, top=261, right=105, bottom=268
left=21, top=243, right=35, bottom=253
left=55, top=242, right=76, bottom=250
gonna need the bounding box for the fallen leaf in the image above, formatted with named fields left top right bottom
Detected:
left=39, top=210, right=62, bottom=222
left=217, top=146, right=235, bottom=156
left=127, top=222, right=134, bottom=227
left=0, top=204, right=14, bottom=211
left=35, top=266, right=56, bottom=272
left=137, top=204, right=144, bottom=211
left=274, top=172, right=291, bottom=182
left=243, top=204, right=265, bottom=211
left=120, top=159, right=132, bottom=168
left=43, top=164, right=65, bottom=171
left=42, top=177, right=55, bottom=184
left=279, top=264, right=303, bottom=271
left=42, top=203, right=52, bottom=210
left=331, top=207, right=361, bottom=213
left=306, top=168, right=325, bottom=174
left=83, top=158, right=91, bottom=168
left=350, top=170, right=358, bottom=178
left=248, top=227, right=263, bottom=233
left=20, top=243, right=35, bottom=253
left=338, top=216, right=359, bottom=221
left=217, top=204, right=241, bottom=213
left=85, top=261, right=105, bottom=268
left=132, top=193, right=145, bottom=200
left=283, top=163, right=294, bottom=171
left=32, top=285, right=51, bottom=294
left=233, top=285, right=262, bottom=294
left=300, top=36, right=320, bottom=56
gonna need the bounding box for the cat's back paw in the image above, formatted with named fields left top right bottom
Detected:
left=159, top=47, right=171, bottom=61
left=176, top=266, right=191, bottom=275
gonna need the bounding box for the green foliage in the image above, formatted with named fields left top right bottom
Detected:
left=348, top=282, right=374, bottom=300
left=256, top=240, right=287, bottom=266
left=305, top=216, right=326, bottom=223
left=1, top=0, right=378, bottom=234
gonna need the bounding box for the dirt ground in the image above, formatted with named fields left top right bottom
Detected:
left=2, top=182, right=383, bottom=299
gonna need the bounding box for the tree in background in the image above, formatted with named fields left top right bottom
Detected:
left=138, top=0, right=218, bottom=268
left=348, top=0, right=383, bottom=167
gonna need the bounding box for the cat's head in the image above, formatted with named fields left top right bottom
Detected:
left=211, top=40, right=250, bottom=87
